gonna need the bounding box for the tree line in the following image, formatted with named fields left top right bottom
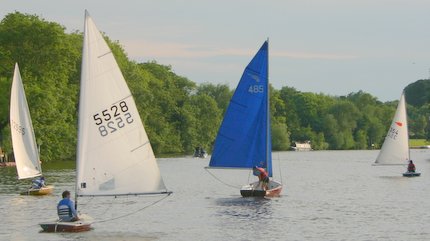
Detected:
left=0, top=12, right=429, bottom=162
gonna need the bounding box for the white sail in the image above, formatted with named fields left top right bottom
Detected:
left=76, top=11, right=167, bottom=196
left=10, top=63, right=42, bottom=179
left=374, top=91, right=409, bottom=165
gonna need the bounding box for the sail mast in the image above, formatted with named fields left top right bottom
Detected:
left=404, top=91, right=410, bottom=161
left=265, top=38, right=271, bottom=176
left=75, top=10, right=89, bottom=209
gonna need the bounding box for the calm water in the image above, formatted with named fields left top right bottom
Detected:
left=1, top=150, right=430, bottom=241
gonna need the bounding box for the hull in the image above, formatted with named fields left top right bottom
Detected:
left=403, top=172, right=421, bottom=177
left=39, top=220, right=92, bottom=232
left=193, top=153, right=208, bottom=158
left=240, top=180, right=282, bottom=198
left=20, top=185, right=54, bottom=195
left=0, top=162, right=16, bottom=167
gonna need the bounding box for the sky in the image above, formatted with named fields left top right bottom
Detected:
left=2, top=0, right=430, bottom=102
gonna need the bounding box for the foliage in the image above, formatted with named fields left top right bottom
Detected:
left=1, top=12, right=430, bottom=162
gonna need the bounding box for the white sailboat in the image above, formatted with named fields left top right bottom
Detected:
left=10, top=63, right=54, bottom=195
left=40, top=11, right=170, bottom=232
left=374, top=91, right=420, bottom=177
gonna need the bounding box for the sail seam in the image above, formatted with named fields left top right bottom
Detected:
left=230, top=99, right=247, bottom=108
left=98, top=51, right=112, bottom=58
left=131, top=141, right=149, bottom=152
left=112, top=95, right=132, bottom=106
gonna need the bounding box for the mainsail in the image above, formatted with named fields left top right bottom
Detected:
left=374, top=91, right=409, bottom=165
left=209, top=41, right=272, bottom=176
left=10, top=63, right=42, bottom=180
left=76, top=11, right=167, bottom=196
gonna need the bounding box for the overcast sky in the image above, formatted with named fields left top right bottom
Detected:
left=2, top=0, right=430, bottom=101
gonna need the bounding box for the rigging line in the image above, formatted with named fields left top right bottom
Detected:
left=78, top=196, right=95, bottom=208
left=204, top=168, right=242, bottom=189
left=91, top=192, right=172, bottom=224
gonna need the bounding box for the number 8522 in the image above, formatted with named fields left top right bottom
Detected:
left=93, top=101, right=133, bottom=137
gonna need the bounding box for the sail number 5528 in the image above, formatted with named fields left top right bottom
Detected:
left=93, top=101, right=133, bottom=137
left=248, top=85, right=264, bottom=93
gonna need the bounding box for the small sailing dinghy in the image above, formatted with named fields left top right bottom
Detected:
left=374, top=91, right=420, bottom=177
left=10, top=63, right=54, bottom=195
left=39, top=11, right=170, bottom=232
left=206, top=41, right=282, bottom=197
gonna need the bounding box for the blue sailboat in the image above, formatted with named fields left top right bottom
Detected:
left=208, top=41, right=282, bottom=197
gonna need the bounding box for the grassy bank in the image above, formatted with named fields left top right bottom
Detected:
left=410, top=139, right=430, bottom=148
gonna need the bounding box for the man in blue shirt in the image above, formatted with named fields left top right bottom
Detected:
left=57, top=190, right=79, bottom=222
left=31, top=176, right=45, bottom=189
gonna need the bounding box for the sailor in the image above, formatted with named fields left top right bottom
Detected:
left=407, top=160, right=416, bottom=173
left=31, top=176, right=45, bottom=189
left=253, top=166, right=270, bottom=190
left=57, top=190, right=79, bottom=222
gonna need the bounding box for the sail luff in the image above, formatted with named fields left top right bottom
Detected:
left=265, top=39, right=272, bottom=177
left=10, top=63, right=42, bottom=180
left=75, top=9, right=90, bottom=208
left=76, top=11, right=167, bottom=197
left=404, top=91, right=410, bottom=161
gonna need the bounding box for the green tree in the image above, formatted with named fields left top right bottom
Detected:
left=0, top=12, right=81, bottom=161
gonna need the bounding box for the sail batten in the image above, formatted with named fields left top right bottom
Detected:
left=76, top=12, right=166, bottom=197
left=209, top=41, right=272, bottom=176
left=10, top=63, right=42, bottom=180
left=374, top=91, right=409, bottom=165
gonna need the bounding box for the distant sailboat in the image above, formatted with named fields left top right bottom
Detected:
left=207, top=41, right=282, bottom=197
left=40, top=11, right=171, bottom=232
left=374, top=91, right=420, bottom=177
left=10, top=63, right=54, bottom=195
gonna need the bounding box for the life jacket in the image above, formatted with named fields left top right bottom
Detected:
left=32, top=178, right=43, bottom=189
left=408, top=163, right=416, bottom=172
left=57, top=199, right=73, bottom=220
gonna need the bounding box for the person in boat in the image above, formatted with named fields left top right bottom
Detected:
left=57, top=190, right=79, bottom=222
left=407, top=160, right=416, bottom=173
left=31, top=176, right=46, bottom=189
left=194, top=146, right=201, bottom=157
left=253, top=166, right=270, bottom=190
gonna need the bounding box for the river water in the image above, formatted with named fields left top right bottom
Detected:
left=1, top=150, right=429, bottom=241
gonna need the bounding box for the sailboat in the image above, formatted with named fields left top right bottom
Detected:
left=10, top=63, right=54, bottom=195
left=39, top=11, right=170, bottom=232
left=207, top=41, right=282, bottom=197
left=374, top=91, right=420, bottom=177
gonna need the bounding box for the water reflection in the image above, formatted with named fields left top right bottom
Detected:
left=214, top=197, right=273, bottom=220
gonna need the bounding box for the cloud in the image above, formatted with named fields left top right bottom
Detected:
left=123, top=40, right=358, bottom=61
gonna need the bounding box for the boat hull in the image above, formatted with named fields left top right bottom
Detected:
left=240, top=180, right=282, bottom=198
left=20, top=185, right=54, bottom=195
left=0, top=162, right=16, bottom=167
left=39, top=220, right=92, bottom=232
left=403, top=172, right=421, bottom=177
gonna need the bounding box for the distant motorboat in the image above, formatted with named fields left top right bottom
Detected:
left=291, top=141, right=312, bottom=151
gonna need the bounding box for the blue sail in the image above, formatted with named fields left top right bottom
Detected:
left=209, top=41, right=272, bottom=176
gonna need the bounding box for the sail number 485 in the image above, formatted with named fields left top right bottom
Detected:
left=248, top=85, right=264, bottom=93
left=93, top=101, right=133, bottom=137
